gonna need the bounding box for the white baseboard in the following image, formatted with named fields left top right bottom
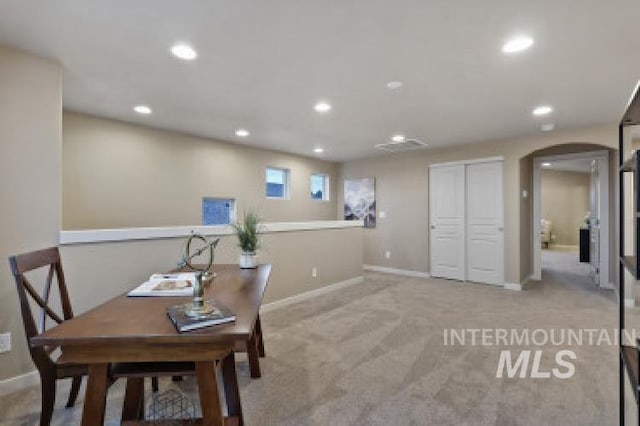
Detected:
left=503, top=282, right=522, bottom=291
left=0, top=369, right=38, bottom=396
left=521, top=274, right=534, bottom=290
left=600, top=282, right=615, bottom=290
left=504, top=274, right=534, bottom=291
left=362, top=264, right=430, bottom=278
left=260, top=276, right=364, bottom=314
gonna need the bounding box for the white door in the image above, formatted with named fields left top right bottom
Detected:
left=429, top=165, right=465, bottom=280
left=589, top=160, right=600, bottom=283
left=465, top=161, right=504, bottom=285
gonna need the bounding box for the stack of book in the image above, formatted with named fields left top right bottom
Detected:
left=166, top=301, right=236, bottom=332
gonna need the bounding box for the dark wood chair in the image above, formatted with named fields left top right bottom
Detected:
left=8, top=247, right=160, bottom=425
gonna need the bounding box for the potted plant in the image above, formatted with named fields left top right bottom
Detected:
left=232, top=210, right=261, bottom=269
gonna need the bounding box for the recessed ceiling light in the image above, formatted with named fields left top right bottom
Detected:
left=170, top=43, right=198, bottom=60
left=235, top=129, right=250, bottom=137
left=314, top=101, right=331, bottom=113
left=133, top=105, right=152, bottom=115
left=541, top=123, right=555, bottom=131
left=542, top=162, right=552, bottom=167
left=391, top=134, right=406, bottom=142
left=502, top=36, right=534, bottom=54
left=386, top=81, right=403, bottom=90
left=533, top=105, right=553, bottom=116
left=314, top=148, right=324, bottom=154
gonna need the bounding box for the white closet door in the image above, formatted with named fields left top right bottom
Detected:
left=465, top=161, right=504, bottom=285
left=429, top=165, right=465, bottom=280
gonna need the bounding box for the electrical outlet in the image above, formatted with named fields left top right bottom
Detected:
left=385, top=251, right=391, bottom=259
left=0, top=332, right=11, bottom=353
left=379, top=211, right=386, bottom=218
left=312, top=267, right=317, bottom=278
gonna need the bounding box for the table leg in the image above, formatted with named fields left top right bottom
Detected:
left=256, top=315, right=265, bottom=358
left=195, top=361, right=224, bottom=426
left=121, top=377, right=145, bottom=422
left=247, top=330, right=261, bottom=378
left=222, top=352, right=243, bottom=425
left=82, top=363, right=109, bottom=426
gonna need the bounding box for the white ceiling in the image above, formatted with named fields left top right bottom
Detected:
left=1, top=1, right=639, bottom=161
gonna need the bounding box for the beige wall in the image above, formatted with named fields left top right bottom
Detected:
left=63, top=112, right=339, bottom=229
left=339, top=125, right=617, bottom=284
left=0, top=46, right=62, bottom=382
left=59, top=227, right=363, bottom=307
left=541, top=170, right=590, bottom=246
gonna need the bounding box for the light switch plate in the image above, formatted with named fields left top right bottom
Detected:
left=0, top=333, right=11, bottom=353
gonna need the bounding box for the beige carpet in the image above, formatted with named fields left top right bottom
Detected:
left=1, top=255, right=635, bottom=425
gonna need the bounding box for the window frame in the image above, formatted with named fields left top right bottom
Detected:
left=265, top=167, right=291, bottom=200
left=310, top=173, right=330, bottom=202
left=201, top=197, right=236, bottom=225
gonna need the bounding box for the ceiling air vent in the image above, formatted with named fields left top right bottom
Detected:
left=375, top=138, right=428, bottom=153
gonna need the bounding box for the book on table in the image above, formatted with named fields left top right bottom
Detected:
left=166, top=300, right=236, bottom=332
left=127, top=273, right=197, bottom=297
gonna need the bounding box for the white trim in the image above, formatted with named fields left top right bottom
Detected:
left=533, top=151, right=610, bottom=287
left=60, top=220, right=364, bottom=245
left=601, top=282, right=615, bottom=290
left=533, top=161, right=542, bottom=280
left=503, top=274, right=534, bottom=291
left=260, top=276, right=364, bottom=314
left=0, top=370, right=38, bottom=396
left=428, top=156, right=504, bottom=169
left=504, top=282, right=522, bottom=291
left=521, top=274, right=534, bottom=290
left=362, top=264, right=430, bottom=278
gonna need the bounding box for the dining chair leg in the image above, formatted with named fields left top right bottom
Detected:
left=65, top=376, right=83, bottom=408
left=151, top=377, right=159, bottom=393
left=39, top=371, right=57, bottom=426
left=122, top=377, right=145, bottom=422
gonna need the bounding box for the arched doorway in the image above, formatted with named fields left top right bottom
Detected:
left=526, top=143, right=615, bottom=293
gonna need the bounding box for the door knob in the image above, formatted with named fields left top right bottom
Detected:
left=498, top=227, right=503, bottom=231
left=431, top=225, right=435, bottom=230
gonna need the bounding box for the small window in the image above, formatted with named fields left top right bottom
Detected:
left=266, top=167, right=290, bottom=199
left=311, top=174, right=329, bottom=201
left=202, top=198, right=235, bottom=225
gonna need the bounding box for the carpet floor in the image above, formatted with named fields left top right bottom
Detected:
left=1, top=253, right=636, bottom=425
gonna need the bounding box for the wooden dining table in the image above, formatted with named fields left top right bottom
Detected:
left=31, top=264, right=272, bottom=426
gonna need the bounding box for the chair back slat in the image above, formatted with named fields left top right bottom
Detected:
left=40, top=265, right=56, bottom=332
left=21, top=276, right=65, bottom=331
left=8, top=247, right=74, bottom=368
